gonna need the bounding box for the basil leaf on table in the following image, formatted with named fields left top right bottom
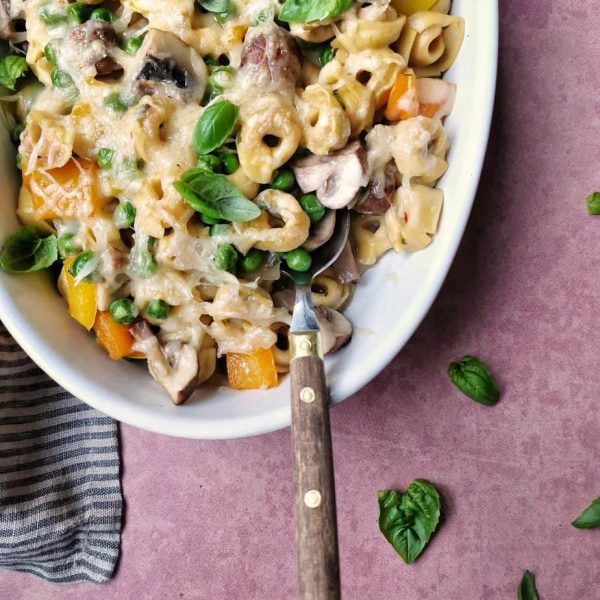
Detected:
left=448, top=355, right=500, bottom=406
left=192, top=100, right=239, bottom=155
left=517, top=570, right=539, bottom=600
left=174, top=170, right=261, bottom=223
left=198, top=0, right=230, bottom=13
left=0, top=226, right=58, bottom=273
left=586, top=192, right=600, bottom=215
left=279, top=0, right=353, bottom=23
left=377, top=480, right=441, bottom=564
left=571, top=497, right=600, bottom=529
left=0, top=55, right=29, bottom=90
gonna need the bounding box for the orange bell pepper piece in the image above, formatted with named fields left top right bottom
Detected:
left=385, top=72, right=418, bottom=121
left=418, top=102, right=441, bottom=118
left=93, top=311, right=135, bottom=360
left=226, top=348, right=278, bottom=390
left=23, top=158, right=103, bottom=221
left=60, top=257, right=97, bottom=331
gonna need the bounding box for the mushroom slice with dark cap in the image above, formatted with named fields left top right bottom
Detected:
left=125, top=29, right=208, bottom=102
left=331, top=239, right=360, bottom=285
left=0, top=0, right=24, bottom=40
left=315, top=307, right=353, bottom=355
left=130, top=321, right=199, bottom=405
left=240, top=21, right=301, bottom=92
left=354, top=161, right=397, bottom=216
left=302, top=209, right=336, bottom=252
left=292, top=141, right=369, bottom=209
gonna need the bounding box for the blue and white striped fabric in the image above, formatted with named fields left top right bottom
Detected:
left=0, top=322, right=122, bottom=583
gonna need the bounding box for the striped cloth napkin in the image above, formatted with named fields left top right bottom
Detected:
left=0, top=322, right=122, bottom=583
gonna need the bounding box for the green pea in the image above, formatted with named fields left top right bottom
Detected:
left=299, top=193, right=325, bottom=224
left=216, top=151, right=239, bottom=175
left=57, top=233, right=77, bottom=258
left=44, top=42, right=58, bottom=67
left=110, top=298, right=139, bottom=325
left=214, top=12, right=230, bottom=24
left=51, top=69, right=74, bottom=89
left=240, top=248, right=266, bottom=273
left=209, top=66, right=235, bottom=92
left=114, top=201, right=136, bottom=229
left=90, top=7, right=113, bottom=22
left=204, top=56, right=220, bottom=67
left=146, top=299, right=170, bottom=321
left=209, top=224, right=230, bottom=237
left=10, top=122, right=24, bottom=144
left=39, top=5, right=65, bottom=25
left=15, top=153, right=22, bottom=170
left=271, top=168, right=295, bottom=192
left=122, top=158, right=139, bottom=171
left=69, top=251, right=99, bottom=282
left=319, top=45, right=334, bottom=67
left=285, top=248, right=312, bottom=272
left=197, top=154, right=222, bottom=173
left=96, top=147, right=114, bottom=170
left=104, top=92, right=128, bottom=113
left=213, top=243, right=238, bottom=272
left=66, top=3, right=89, bottom=25
left=123, top=35, right=144, bottom=55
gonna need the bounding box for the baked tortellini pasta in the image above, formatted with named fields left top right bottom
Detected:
left=0, top=0, right=463, bottom=403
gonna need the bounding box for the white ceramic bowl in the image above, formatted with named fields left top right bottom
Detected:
left=0, top=1, right=498, bottom=439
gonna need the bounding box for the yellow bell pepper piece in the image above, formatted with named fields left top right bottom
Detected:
left=391, top=0, right=437, bottom=16
left=60, top=257, right=97, bottom=331
left=226, top=348, right=278, bottom=390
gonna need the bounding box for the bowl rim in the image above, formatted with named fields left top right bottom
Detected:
left=0, top=1, right=499, bottom=439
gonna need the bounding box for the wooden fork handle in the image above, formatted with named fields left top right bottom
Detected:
left=289, top=331, right=340, bottom=600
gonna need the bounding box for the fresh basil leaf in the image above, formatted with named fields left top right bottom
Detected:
left=586, top=192, right=600, bottom=215
left=571, top=497, right=600, bottom=529
left=198, top=0, right=230, bottom=13
left=0, top=226, right=58, bottom=273
left=0, top=55, right=29, bottom=91
left=279, top=0, right=353, bottom=24
left=174, top=170, right=261, bottom=223
left=193, top=100, right=239, bottom=156
left=448, top=355, right=500, bottom=406
left=517, top=570, right=539, bottom=600
left=377, top=480, right=441, bottom=564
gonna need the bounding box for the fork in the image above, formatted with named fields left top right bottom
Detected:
left=281, top=209, right=351, bottom=600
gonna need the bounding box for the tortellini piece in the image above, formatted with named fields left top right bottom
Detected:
left=311, top=275, right=350, bottom=310
left=295, top=84, right=351, bottom=156
left=395, top=11, right=465, bottom=77
left=234, top=189, right=310, bottom=253
left=319, top=60, right=375, bottom=138
left=340, top=48, right=406, bottom=108
left=350, top=214, right=393, bottom=266
left=384, top=183, right=443, bottom=252
left=237, top=94, right=302, bottom=184
left=334, top=9, right=406, bottom=51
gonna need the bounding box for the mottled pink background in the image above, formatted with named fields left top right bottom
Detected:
left=3, top=1, right=600, bottom=598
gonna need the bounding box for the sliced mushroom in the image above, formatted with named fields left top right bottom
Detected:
left=0, top=0, right=24, bottom=41
left=302, top=209, right=336, bottom=251
left=131, top=321, right=199, bottom=405
left=331, top=239, right=360, bottom=285
left=315, top=307, right=352, bottom=355
left=292, top=141, right=369, bottom=209
left=70, top=20, right=123, bottom=81
left=126, top=29, right=207, bottom=102
left=272, top=288, right=295, bottom=312
left=354, top=160, right=397, bottom=216
left=240, top=22, right=301, bottom=92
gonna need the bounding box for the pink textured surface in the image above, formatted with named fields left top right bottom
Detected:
left=2, top=1, right=600, bottom=598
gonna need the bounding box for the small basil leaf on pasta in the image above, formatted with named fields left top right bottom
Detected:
left=198, top=0, right=230, bottom=13
left=448, top=355, right=500, bottom=406
left=279, top=0, right=353, bottom=23
left=0, top=226, right=58, bottom=273
left=0, top=55, right=29, bottom=91
left=377, top=480, right=441, bottom=564
left=517, top=570, right=539, bottom=600
left=193, top=100, right=239, bottom=155
left=174, top=171, right=261, bottom=222
left=571, top=497, right=600, bottom=529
